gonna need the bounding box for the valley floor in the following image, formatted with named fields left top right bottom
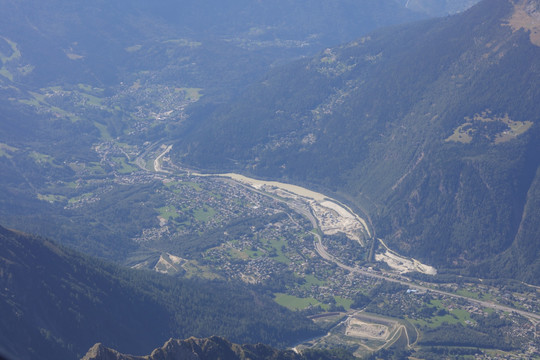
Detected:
left=17, top=138, right=540, bottom=358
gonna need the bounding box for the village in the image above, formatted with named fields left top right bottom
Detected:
left=50, top=139, right=540, bottom=358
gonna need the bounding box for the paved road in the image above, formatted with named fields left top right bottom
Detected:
left=145, top=143, right=540, bottom=324
left=313, top=235, right=540, bottom=323
left=135, top=141, right=161, bottom=170
left=154, top=145, right=173, bottom=173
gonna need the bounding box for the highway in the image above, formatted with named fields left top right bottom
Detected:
left=148, top=143, right=540, bottom=325
left=312, top=235, right=540, bottom=323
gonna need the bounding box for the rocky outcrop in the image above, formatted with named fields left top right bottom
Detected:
left=82, top=336, right=301, bottom=360
left=82, top=343, right=139, bottom=360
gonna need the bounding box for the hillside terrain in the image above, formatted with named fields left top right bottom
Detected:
left=2, top=222, right=538, bottom=359
left=1, top=0, right=540, bottom=359
left=174, top=0, right=540, bottom=284
left=0, top=0, right=426, bottom=259
left=0, top=225, right=319, bottom=360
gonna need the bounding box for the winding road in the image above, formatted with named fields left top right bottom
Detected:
left=153, top=145, right=173, bottom=173
left=312, top=235, right=540, bottom=323
left=147, top=144, right=540, bottom=326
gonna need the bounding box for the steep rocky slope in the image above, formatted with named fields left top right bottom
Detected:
left=82, top=337, right=299, bottom=360
left=81, top=336, right=353, bottom=360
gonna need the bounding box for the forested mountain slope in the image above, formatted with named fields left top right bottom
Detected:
left=174, top=0, right=540, bottom=283
left=0, top=0, right=428, bottom=258
left=0, top=226, right=318, bottom=360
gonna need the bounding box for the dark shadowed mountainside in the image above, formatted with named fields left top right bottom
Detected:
left=0, top=225, right=319, bottom=360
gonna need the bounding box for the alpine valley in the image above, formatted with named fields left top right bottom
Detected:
left=1, top=0, right=540, bottom=359
left=176, top=0, right=540, bottom=284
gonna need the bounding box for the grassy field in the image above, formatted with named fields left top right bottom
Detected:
left=29, top=151, right=60, bottom=167
left=456, top=289, right=480, bottom=299
left=0, top=68, right=12, bottom=81
left=399, top=318, right=418, bottom=345
left=182, top=260, right=221, bottom=280
left=302, top=274, right=325, bottom=288
left=125, top=44, right=142, bottom=52
left=38, top=194, right=66, bottom=203
left=447, top=110, right=533, bottom=144
left=19, top=91, right=79, bottom=122
left=193, top=206, right=215, bottom=222
left=0, top=37, right=21, bottom=81
left=163, top=39, right=202, bottom=47
left=87, top=162, right=106, bottom=174
left=66, top=181, right=78, bottom=189
left=411, top=299, right=472, bottom=328
left=446, top=123, right=474, bottom=143
left=112, top=156, right=137, bottom=174
left=244, top=248, right=264, bottom=258
left=19, top=91, right=45, bottom=106
left=495, top=120, right=533, bottom=143
left=165, top=180, right=202, bottom=192
left=227, top=248, right=250, bottom=260
left=0, top=143, right=17, bottom=158
left=158, top=205, right=178, bottom=220
left=68, top=192, right=94, bottom=204
left=334, top=296, right=353, bottom=311
left=94, top=121, right=112, bottom=141
left=267, top=238, right=291, bottom=264
left=80, top=92, right=104, bottom=106
left=274, top=293, right=323, bottom=310
left=176, top=87, right=203, bottom=101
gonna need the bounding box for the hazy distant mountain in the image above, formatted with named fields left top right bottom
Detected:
left=174, top=0, right=540, bottom=283
left=0, top=0, right=424, bottom=88
left=0, top=225, right=318, bottom=360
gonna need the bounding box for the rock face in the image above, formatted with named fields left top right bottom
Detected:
left=82, top=344, right=134, bottom=360
left=81, top=336, right=301, bottom=360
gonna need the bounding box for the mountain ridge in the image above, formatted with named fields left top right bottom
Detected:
left=81, top=336, right=354, bottom=360
left=82, top=336, right=298, bottom=360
